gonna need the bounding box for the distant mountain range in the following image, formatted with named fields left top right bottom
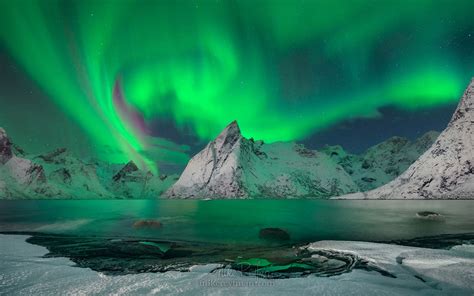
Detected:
left=321, top=131, right=439, bottom=192
left=338, top=78, right=474, bottom=199
left=166, top=78, right=473, bottom=199
left=164, top=121, right=438, bottom=199
left=1, top=78, right=473, bottom=199
left=0, top=131, right=178, bottom=199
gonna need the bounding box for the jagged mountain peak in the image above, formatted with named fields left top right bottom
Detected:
left=165, top=120, right=358, bottom=199
left=217, top=120, right=240, bottom=137
left=213, top=120, right=242, bottom=152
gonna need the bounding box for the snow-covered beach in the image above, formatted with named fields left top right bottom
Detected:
left=1, top=234, right=473, bottom=296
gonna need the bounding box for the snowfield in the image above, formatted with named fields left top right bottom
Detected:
left=1, top=234, right=473, bottom=295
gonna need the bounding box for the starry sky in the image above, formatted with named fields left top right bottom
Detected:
left=0, top=0, right=473, bottom=173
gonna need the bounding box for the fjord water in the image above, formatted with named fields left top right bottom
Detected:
left=0, top=200, right=473, bottom=245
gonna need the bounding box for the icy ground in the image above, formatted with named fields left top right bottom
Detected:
left=0, top=235, right=473, bottom=295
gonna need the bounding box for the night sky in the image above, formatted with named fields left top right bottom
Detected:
left=0, top=0, right=473, bottom=173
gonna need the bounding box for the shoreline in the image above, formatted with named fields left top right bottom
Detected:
left=1, top=233, right=473, bottom=295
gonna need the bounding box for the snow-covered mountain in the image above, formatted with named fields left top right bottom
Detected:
left=3, top=78, right=473, bottom=200
left=110, top=161, right=178, bottom=198
left=338, top=78, right=474, bottom=199
left=165, top=121, right=358, bottom=199
left=0, top=129, right=177, bottom=199
left=322, top=131, right=439, bottom=191
left=32, top=148, right=113, bottom=198
left=0, top=128, right=49, bottom=198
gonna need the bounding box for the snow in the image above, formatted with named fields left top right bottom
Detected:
left=337, top=78, right=474, bottom=199
left=0, top=141, right=178, bottom=199
left=2, top=77, right=473, bottom=200
left=165, top=121, right=358, bottom=199
left=1, top=234, right=473, bottom=295
left=322, top=131, right=439, bottom=191
left=306, top=240, right=474, bottom=294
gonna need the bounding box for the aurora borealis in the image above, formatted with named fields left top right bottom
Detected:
left=1, top=0, right=473, bottom=172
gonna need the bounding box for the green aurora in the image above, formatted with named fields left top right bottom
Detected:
left=1, top=0, right=473, bottom=172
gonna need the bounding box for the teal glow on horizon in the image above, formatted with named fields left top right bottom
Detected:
left=1, top=0, right=473, bottom=171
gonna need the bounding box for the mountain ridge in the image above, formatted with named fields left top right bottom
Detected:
left=336, top=78, right=474, bottom=199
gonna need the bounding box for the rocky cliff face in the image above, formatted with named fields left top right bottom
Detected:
left=339, top=78, right=474, bottom=199
left=165, top=121, right=358, bottom=199
left=322, top=131, right=439, bottom=191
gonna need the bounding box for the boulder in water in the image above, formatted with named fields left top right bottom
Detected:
left=133, top=219, right=162, bottom=228
left=416, top=211, right=444, bottom=220
left=259, top=228, right=290, bottom=241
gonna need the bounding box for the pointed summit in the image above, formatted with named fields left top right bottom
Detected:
left=218, top=120, right=240, bottom=135
left=225, top=120, right=240, bottom=132
left=165, top=120, right=358, bottom=199
left=214, top=120, right=242, bottom=152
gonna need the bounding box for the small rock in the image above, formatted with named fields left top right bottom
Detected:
left=259, top=228, right=290, bottom=241
left=416, top=211, right=444, bottom=220
left=133, top=219, right=162, bottom=228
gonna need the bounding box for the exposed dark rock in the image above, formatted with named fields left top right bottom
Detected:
left=416, top=211, right=444, bottom=220
left=38, top=148, right=68, bottom=163
left=294, top=144, right=317, bottom=157
left=361, top=177, right=376, bottom=183
left=26, top=163, right=47, bottom=184
left=361, top=160, right=371, bottom=169
left=259, top=228, right=290, bottom=241
left=133, top=219, right=162, bottom=228
left=22, top=232, right=387, bottom=278
left=11, top=143, right=26, bottom=156
left=50, top=168, right=72, bottom=185
left=390, top=233, right=474, bottom=249
left=113, top=161, right=139, bottom=182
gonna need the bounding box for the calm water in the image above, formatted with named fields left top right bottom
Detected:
left=0, top=200, right=473, bottom=245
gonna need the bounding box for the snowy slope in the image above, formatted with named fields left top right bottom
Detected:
left=0, top=128, right=50, bottom=198
left=110, top=160, right=178, bottom=198
left=165, top=121, right=358, bottom=198
left=0, top=129, right=177, bottom=199
left=32, top=148, right=113, bottom=199
left=323, top=131, right=439, bottom=191
left=338, top=78, right=474, bottom=199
